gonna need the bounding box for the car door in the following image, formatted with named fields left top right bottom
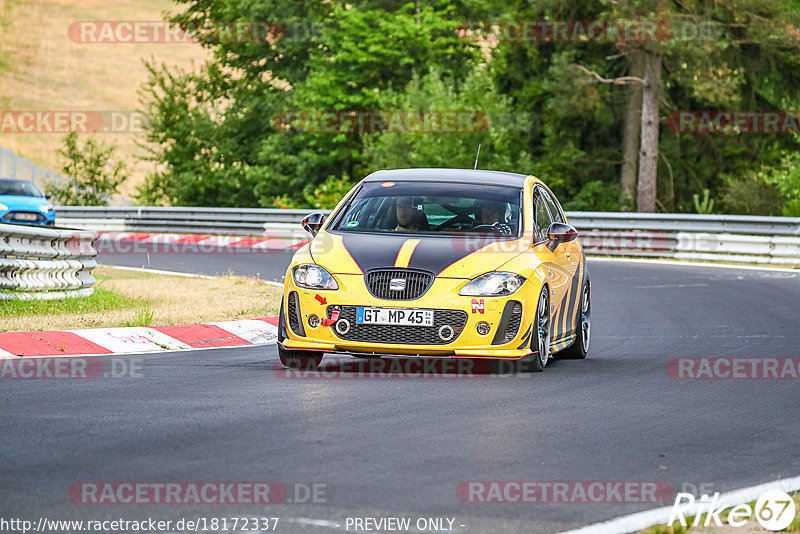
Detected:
left=540, top=187, right=583, bottom=340
left=532, top=186, right=573, bottom=342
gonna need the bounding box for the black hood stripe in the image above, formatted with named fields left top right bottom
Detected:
left=340, top=233, right=499, bottom=275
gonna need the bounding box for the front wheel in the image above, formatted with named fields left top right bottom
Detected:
left=516, top=286, right=550, bottom=373
left=555, top=280, right=590, bottom=360
left=278, top=344, right=324, bottom=369
left=277, top=297, right=323, bottom=369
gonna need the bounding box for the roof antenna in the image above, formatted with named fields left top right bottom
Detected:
left=473, top=144, right=481, bottom=170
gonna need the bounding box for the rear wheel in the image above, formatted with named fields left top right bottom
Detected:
left=277, top=298, right=324, bottom=369
left=555, top=280, right=590, bottom=360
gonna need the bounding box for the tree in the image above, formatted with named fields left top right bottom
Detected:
left=140, top=1, right=480, bottom=207
left=492, top=0, right=800, bottom=213
left=49, top=133, right=127, bottom=206
left=361, top=67, right=533, bottom=173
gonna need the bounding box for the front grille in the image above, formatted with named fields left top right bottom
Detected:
left=328, top=306, right=468, bottom=345
left=365, top=269, right=433, bottom=300
left=287, top=291, right=305, bottom=336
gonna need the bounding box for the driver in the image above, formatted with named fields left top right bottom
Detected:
left=474, top=200, right=513, bottom=235
left=395, top=197, right=428, bottom=232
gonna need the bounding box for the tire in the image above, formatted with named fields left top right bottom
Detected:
left=555, top=280, right=591, bottom=360
left=277, top=298, right=324, bottom=369
left=514, top=285, right=550, bottom=373
left=278, top=345, right=323, bottom=369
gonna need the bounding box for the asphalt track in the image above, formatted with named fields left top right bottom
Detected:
left=1, top=255, right=799, bottom=533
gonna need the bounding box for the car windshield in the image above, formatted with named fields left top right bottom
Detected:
left=0, top=178, right=44, bottom=197
left=331, top=180, right=522, bottom=237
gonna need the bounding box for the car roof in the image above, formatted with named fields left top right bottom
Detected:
left=363, top=168, right=530, bottom=187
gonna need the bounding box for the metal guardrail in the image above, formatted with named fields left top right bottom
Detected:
left=56, top=206, right=312, bottom=236
left=0, top=223, right=99, bottom=300
left=568, top=213, right=800, bottom=265
left=55, top=206, right=800, bottom=265
left=567, top=212, right=800, bottom=236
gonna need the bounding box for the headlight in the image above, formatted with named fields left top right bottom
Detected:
left=39, top=205, right=54, bottom=213
left=292, top=264, right=339, bottom=290
left=459, top=272, right=526, bottom=296
left=0, top=203, right=7, bottom=211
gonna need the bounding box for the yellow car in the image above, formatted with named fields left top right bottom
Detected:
left=277, top=168, right=590, bottom=372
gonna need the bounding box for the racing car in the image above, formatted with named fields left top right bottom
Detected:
left=277, top=168, right=590, bottom=372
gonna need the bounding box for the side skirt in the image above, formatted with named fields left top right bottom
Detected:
left=549, top=333, right=577, bottom=354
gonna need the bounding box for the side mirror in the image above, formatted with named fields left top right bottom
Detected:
left=301, top=212, right=327, bottom=237
left=44, top=194, right=52, bottom=200
left=546, top=222, right=578, bottom=252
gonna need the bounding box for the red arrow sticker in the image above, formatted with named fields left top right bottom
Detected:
left=315, top=294, right=327, bottom=305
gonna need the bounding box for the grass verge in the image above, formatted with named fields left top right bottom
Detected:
left=0, top=266, right=282, bottom=332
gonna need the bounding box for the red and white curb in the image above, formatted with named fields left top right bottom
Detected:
left=0, top=317, right=279, bottom=359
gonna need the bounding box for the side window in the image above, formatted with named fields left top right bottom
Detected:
left=541, top=190, right=565, bottom=224
left=534, top=191, right=553, bottom=243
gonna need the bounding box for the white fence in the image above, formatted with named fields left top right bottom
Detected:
left=0, top=223, right=99, bottom=300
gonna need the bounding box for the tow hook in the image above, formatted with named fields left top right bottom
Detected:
left=321, top=307, right=340, bottom=327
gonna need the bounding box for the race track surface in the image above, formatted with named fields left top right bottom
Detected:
left=1, top=259, right=798, bottom=533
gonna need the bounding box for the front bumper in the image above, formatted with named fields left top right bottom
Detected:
left=0, top=210, right=55, bottom=226
left=281, top=274, right=537, bottom=359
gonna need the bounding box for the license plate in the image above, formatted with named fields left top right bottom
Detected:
left=15, top=213, right=37, bottom=221
left=357, top=307, right=434, bottom=327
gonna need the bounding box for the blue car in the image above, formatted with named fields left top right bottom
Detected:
left=0, top=178, right=56, bottom=227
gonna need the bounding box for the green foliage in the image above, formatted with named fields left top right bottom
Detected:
left=692, top=189, right=716, bottom=214
left=720, top=171, right=784, bottom=215
left=759, top=147, right=800, bottom=216
left=306, top=176, right=357, bottom=210
left=139, top=0, right=800, bottom=214
left=136, top=60, right=272, bottom=206
left=361, top=67, right=533, bottom=173
left=123, top=305, right=155, bottom=327
left=49, top=133, right=127, bottom=206
left=561, top=180, right=621, bottom=212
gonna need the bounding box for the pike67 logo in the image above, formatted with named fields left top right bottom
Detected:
left=668, top=489, right=796, bottom=531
